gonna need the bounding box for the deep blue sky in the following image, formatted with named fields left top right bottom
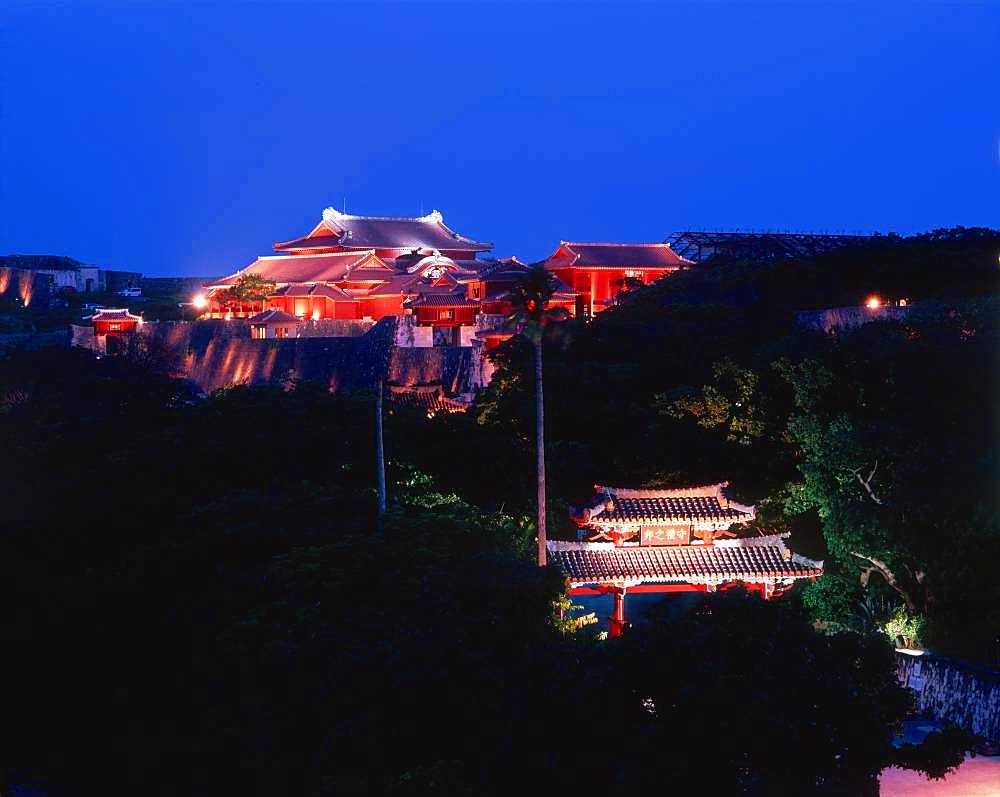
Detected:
left=2, top=1, right=997, bottom=276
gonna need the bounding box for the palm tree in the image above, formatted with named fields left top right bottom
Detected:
left=506, top=266, right=569, bottom=567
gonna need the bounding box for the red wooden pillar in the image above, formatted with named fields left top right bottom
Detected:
left=609, top=587, right=626, bottom=638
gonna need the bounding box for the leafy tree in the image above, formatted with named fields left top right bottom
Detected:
left=216, top=273, right=276, bottom=314
left=661, top=357, right=769, bottom=445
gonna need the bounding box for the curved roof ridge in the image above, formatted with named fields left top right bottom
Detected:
left=595, top=483, right=729, bottom=498
left=562, top=241, right=678, bottom=247
left=253, top=250, right=377, bottom=262
left=322, top=206, right=492, bottom=246
left=323, top=207, right=447, bottom=225
left=714, top=532, right=789, bottom=547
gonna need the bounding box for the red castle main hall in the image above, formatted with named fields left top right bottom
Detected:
left=200, top=207, right=693, bottom=332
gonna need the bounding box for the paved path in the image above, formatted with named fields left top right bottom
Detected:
left=881, top=719, right=1000, bottom=795
left=881, top=756, right=1000, bottom=795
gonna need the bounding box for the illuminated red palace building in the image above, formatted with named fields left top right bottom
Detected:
left=202, top=208, right=543, bottom=341
left=543, top=241, right=692, bottom=317
left=549, top=483, right=822, bottom=637
left=200, top=208, right=689, bottom=337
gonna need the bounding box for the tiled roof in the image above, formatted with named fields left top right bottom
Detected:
left=388, top=384, right=468, bottom=414
left=546, top=242, right=691, bottom=270
left=342, top=269, right=397, bottom=282
left=274, top=208, right=492, bottom=254
left=86, top=308, right=142, bottom=322
left=599, top=496, right=748, bottom=524
left=583, top=483, right=754, bottom=526
left=460, top=257, right=529, bottom=279
left=272, top=283, right=353, bottom=300
left=209, top=252, right=380, bottom=288
left=248, top=309, right=301, bottom=324
left=404, top=292, right=479, bottom=307
left=367, top=274, right=425, bottom=296
left=547, top=536, right=822, bottom=587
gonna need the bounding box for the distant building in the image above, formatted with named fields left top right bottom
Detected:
left=552, top=482, right=822, bottom=637
left=0, top=255, right=141, bottom=295
left=542, top=241, right=691, bottom=317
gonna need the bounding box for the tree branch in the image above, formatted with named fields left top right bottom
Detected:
left=850, top=551, right=915, bottom=611
left=848, top=461, right=883, bottom=504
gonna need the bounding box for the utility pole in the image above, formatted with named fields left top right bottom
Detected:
left=375, top=377, right=387, bottom=539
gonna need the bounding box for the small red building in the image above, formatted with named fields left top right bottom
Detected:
left=543, top=241, right=692, bottom=317
left=85, top=307, right=143, bottom=354
left=554, top=483, right=822, bottom=636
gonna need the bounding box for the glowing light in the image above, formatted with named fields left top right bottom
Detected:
left=898, top=298, right=908, bottom=307
left=312, top=309, right=321, bottom=321
left=224, top=310, right=233, bottom=321
left=192, top=294, right=208, bottom=310
left=865, top=296, right=881, bottom=310
left=18, top=270, right=33, bottom=307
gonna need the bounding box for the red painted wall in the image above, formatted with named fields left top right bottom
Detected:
left=415, top=306, right=477, bottom=325
left=93, top=319, right=138, bottom=334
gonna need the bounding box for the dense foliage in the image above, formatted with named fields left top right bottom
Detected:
left=3, top=228, right=995, bottom=793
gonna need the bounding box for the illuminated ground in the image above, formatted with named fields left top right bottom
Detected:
left=881, top=720, right=1000, bottom=796
left=881, top=756, right=1000, bottom=796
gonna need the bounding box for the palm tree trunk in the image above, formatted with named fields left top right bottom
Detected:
left=375, top=377, right=386, bottom=539
left=535, top=339, right=547, bottom=567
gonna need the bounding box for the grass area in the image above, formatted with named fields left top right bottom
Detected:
left=0, top=288, right=200, bottom=333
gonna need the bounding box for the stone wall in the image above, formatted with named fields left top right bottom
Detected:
left=797, top=305, right=911, bottom=333
left=139, top=317, right=394, bottom=394
left=0, top=267, right=53, bottom=309
left=897, top=651, right=1000, bottom=742
left=70, top=324, right=98, bottom=352
left=389, top=345, right=474, bottom=395
left=84, top=316, right=483, bottom=398
left=297, top=318, right=374, bottom=338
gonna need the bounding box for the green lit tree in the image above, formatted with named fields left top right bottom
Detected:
left=217, top=273, right=276, bottom=314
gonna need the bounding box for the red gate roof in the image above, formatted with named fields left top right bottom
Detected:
left=548, top=536, right=822, bottom=588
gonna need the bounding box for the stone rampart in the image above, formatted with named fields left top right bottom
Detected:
left=897, top=651, right=1000, bottom=742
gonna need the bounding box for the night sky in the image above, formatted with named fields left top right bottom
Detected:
left=2, top=1, right=997, bottom=276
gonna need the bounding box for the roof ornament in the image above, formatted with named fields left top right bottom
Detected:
left=323, top=207, right=347, bottom=224
left=418, top=209, right=443, bottom=224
